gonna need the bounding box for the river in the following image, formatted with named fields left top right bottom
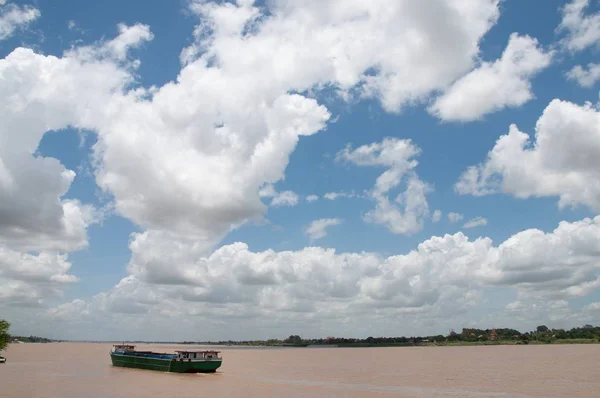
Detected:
left=1, top=343, right=599, bottom=397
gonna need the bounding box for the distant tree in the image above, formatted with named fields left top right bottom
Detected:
left=0, top=319, right=10, bottom=351
left=536, top=325, right=549, bottom=333
left=284, top=335, right=302, bottom=344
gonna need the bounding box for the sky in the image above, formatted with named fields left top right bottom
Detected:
left=1, top=0, right=600, bottom=342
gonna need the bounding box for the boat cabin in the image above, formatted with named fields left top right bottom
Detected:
left=112, top=344, right=136, bottom=352
left=174, top=350, right=221, bottom=360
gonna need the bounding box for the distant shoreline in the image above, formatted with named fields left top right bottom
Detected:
left=10, top=325, right=600, bottom=347
left=13, top=338, right=599, bottom=348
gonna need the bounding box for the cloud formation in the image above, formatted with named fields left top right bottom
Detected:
left=448, top=212, right=464, bottom=223
left=305, top=218, right=342, bottom=241
left=566, top=63, right=600, bottom=87
left=463, top=217, right=488, bottom=229
left=337, top=138, right=431, bottom=235
left=0, top=1, right=40, bottom=41
left=4, top=0, right=598, bottom=340
left=456, top=99, right=600, bottom=210
left=558, top=0, right=600, bottom=52
left=430, top=33, right=552, bottom=121
left=0, top=24, right=148, bottom=306
left=35, top=215, right=600, bottom=340
left=1, top=0, right=504, bottom=302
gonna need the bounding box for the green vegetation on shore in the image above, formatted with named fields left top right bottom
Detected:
left=0, top=318, right=62, bottom=345
left=2, top=317, right=599, bottom=348
left=181, top=324, right=600, bottom=348
left=10, top=335, right=59, bottom=343
left=0, top=319, right=10, bottom=351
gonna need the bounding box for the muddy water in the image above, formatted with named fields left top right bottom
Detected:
left=1, top=343, right=599, bottom=397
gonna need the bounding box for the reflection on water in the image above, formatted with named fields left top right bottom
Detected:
left=1, top=343, right=599, bottom=397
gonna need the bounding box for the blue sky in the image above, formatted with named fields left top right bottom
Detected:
left=1, top=0, right=600, bottom=341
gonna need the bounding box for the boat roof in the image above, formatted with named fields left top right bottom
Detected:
left=113, top=344, right=136, bottom=348
left=174, top=350, right=221, bottom=353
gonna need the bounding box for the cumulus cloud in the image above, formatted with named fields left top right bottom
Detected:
left=582, top=302, right=600, bottom=313
left=103, top=23, right=153, bottom=61
left=0, top=1, right=40, bottom=41
left=0, top=246, right=77, bottom=307
left=1, top=0, right=505, bottom=309
left=463, top=217, right=488, bottom=229
left=259, top=184, right=300, bottom=207
left=0, top=24, right=155, bottom=308
left=432, top=210, right=442, bottom=223
left=336, top=138, right=432, bottom=235
left=566, top=63, right=600, bottom=87
left=430, top=33, right=552, bottom=121
left=14, top=1, right=587, bottom=337
left=270, top=191, right=300, bottom=207
left=323, top=191, right=360, bottom=200
left=483, top=217, right=600, bottom=299
left=456, top=99, right=600, bottom=210
left=305, top=194, right=318, bottom=202
left=503, top=299, right=579, bottom=325
left=37, top=215, right=600, bottom=340
left=558, top=0, right=600, bottom=52
left=448, top=212, right=464, bottom=223
left=305, top=218, right=342, bottom=241
left=0, top=24, right=152, bottom=254
left=182, top=0, right=501, bottom=113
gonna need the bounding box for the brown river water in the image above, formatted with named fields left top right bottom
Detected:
left=1, top=343, right=599, bottom=397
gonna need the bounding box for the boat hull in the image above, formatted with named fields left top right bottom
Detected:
left=110, top=353, right=222, bottom=373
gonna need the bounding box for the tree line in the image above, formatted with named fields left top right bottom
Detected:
left=0, top=320, right=59, bottom=349
left=2, top=318, right=599, bottom=348
left=187, top=324, right=600, bottom=347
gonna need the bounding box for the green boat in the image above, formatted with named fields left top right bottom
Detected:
left=109, top=344, right=222, bottom=373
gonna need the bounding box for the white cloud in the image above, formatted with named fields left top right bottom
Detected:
left=432, top=209, right=442, bottom=223
left=487, top=216, right=600, bottom=300
left=35, top=215, right=600, bottom=340
left=456, top=99, right=600, bottom=210
left=323, top=191, right=359, bottom=200
left=0, top=31, right=144, bottom=253
left=0, top=25, right=156, bottom=312
left=337, top=138, right=431, bottom=235
left=13, top=1, right=591, bottom=338
left=182, top=0, right=501, bottom=113
left=258, top=184, right=277, bottom=198
left=448, top=212, right=464, bottom=223
left=582, top=302, right=600, bottom=313
left=305, top=194, right=318, bottom=202
left=429, top=33, right=552, bottom=122
left=104, top=23, right=153, bottom=60
left=463, top=217, right=487, bottom=229
left=47, top=299, right=91, bottom=319
left=558, top=0, right=600, bottom=52
left=271, top=191, right=299, bottom=207
left=0, top=245, right=77, bottom=307
left=0, top=0, right=504, bottom=308
left=566, top=63, right=600, bottom=87
left=305, top=218, right=342, bottom=241
left=0, top=2, right=40, bottom=41
left=260, top=185, right=300, bottom=207
left=503, top=299, right=579, bottom=325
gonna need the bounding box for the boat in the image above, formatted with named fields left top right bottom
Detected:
left=109, top=344, right=222, bottom=373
